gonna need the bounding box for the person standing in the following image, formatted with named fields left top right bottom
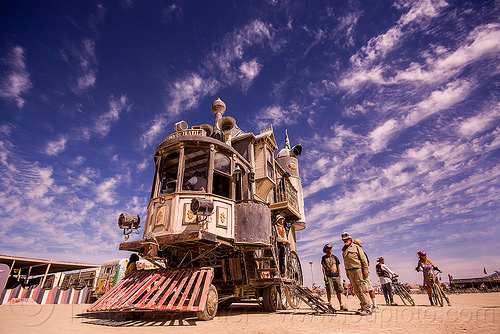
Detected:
left=353, top=238, right=378, bottom=310
left=321, top=244, right=348, bottom=311
left=274, top=215, right=289, bottom=275
left=343, top=280, right=349, bottom=297
left=376, top=257, right=397, bottom=305
left=342, top=232, right=372, bottom=315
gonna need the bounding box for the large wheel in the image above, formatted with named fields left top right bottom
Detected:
left=286, top=251, right=303, bottom=284
left=263, top=285, right=279, bottom=312
left=196, top=284, right=218, bottom=321
left=431, top=283, right=443, bottom=307
left=284, top=251, right=303, bottom=309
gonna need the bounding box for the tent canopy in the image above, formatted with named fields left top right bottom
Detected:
left=0, top=254, right=100, bottom=277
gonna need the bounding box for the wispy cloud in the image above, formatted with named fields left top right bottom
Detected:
left=0, top=46, right=32, bottom=108
left=93, top=95, right=131, bottom=137
left=45, top=136, right=68, bottom=156
left=140, top=20, right=274, bottom=148
left=61, top=38, right=98, bottom=93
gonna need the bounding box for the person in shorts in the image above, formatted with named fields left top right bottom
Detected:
left=321, top=244, right=347, bottom=311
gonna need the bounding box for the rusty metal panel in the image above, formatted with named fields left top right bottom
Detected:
left=234, top=201, right=271, bottom=245
left=87, top=268, right=214, bottom=313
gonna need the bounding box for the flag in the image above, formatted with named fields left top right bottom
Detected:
left=484, top=267, right=488, bottom=275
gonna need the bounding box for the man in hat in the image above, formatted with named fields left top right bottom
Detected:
left=321, top=244, right=347, bottom=311
left=275, top=215, right=289, bottom=275
left=376, top=257, right=397, bottom=305
left=342, top=232, right=372, bottom=315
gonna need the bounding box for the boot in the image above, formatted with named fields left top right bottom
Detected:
left=445, top=296, right=451, bottom=306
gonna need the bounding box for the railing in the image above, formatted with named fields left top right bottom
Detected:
left=274, top=177, right=299, bottom=213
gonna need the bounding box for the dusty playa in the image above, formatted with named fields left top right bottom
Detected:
left=1, top=292, right=498, bottom=334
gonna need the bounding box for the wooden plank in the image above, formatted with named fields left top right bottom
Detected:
left=171, top=271, right=199, bottom=311
left=163, top=269, right=193, bottom=310
left=185, top=269, right=207, bottom=312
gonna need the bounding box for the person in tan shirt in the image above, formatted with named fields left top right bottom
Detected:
left=342, top=232, right=372, bottom=315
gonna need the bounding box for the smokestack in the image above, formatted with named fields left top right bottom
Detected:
left=211, top=98, right=226, bottom=141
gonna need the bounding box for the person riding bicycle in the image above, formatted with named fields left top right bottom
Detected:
left=415, top=250, right=451, bottom=306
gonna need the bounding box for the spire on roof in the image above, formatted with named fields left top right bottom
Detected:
left=285, top=129, right=291, bottom=149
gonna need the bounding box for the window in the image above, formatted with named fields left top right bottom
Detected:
left=213, top=152, right=231, bottom=198
left=234, top=164, right=245, bottom=201
left=266, top=147, right=274, bottom=179
left=159, top=152, right=179, bottom=195
left=182, top=148, right=209, bottom=191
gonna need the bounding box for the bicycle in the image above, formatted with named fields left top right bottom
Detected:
left=391, top=275, right=415, bottom=306
left=430, top=272, right=445, bottom=307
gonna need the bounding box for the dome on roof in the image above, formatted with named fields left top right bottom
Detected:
left=277, top=147, right=291, bottom=158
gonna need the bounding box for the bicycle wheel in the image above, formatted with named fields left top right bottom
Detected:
left=431, top=283, right=443, bottom=307
left=399, top=286, right=415, bottom=306
left=394, top=285, right=407, bottom=305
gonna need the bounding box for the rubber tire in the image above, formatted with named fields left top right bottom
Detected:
left=431, top=283, right=443, bottom=307
left=263, top=286, right=279, bottom=312
left=400, top=286, right=415, bottom=306
left=196, top=284, right=218, bottom=321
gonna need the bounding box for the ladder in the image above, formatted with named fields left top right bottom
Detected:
left=288, top=285, right=337, bottom=314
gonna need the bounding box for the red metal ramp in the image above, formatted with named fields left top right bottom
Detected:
left=87, top=267, right=214, bottom=313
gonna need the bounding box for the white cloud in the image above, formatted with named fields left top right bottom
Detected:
left=254, top=104, right=302, bottom=129
left=167, top=74, right=219, bottom=116
left=368, top=119, right=398, bottom=152
left=45, top=136, right=68, bottom=156
left=351, top=0, right=447, bottom=68
left=0, top=46, right=32, bottom=108
left=458, top=103, right=500, bottom=137
left=367, top=80, right=473, bottom=152
left=206, top=20, right=272, bottom=84
left=96, top=177, right=119, bottom=205
left=93, top=95, right=131, bottom=137
left=406, top=79, right=472, bottom=126
left=239, top=59, right=262, bottom=90
left=61, top=38, right=98, bottom=93
left=394, top=23, right=500, bottom=84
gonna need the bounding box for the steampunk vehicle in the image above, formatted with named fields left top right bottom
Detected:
left=88, top=98, right=308, bottom=320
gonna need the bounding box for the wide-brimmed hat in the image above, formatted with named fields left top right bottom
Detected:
left=341, top=232, right=352, bottom=240
left=354, top=238, right=362, bottom=246
left=377, top=257, right=384, bottom=262
left=275, top=215, right=285, bottom=223
left=323, top=244, right=333, bottom=253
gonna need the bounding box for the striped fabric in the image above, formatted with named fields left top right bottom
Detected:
left=0, top=286, right=90, bottom=305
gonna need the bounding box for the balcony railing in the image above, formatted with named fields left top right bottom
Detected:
left=274, top=177, right=299, bottom=214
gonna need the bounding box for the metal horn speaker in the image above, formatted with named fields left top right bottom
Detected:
left=292, top=144, right=303, bottom=157
left=200, top=123, right=213, bottom=136
left=218, top=116, right=236, bottom=135
left=174, top=120, right=188, bottom=132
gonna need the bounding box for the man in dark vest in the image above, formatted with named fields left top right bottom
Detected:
left=376, top=257, right=397, bottom=305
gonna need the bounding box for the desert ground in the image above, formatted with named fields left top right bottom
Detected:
left=0, top=292, right=498, bottom=334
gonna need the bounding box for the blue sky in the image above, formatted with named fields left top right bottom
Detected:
left=0, top=0, right=499, bottom=285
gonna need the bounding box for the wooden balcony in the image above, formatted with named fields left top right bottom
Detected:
left=270, top=177, right=301, bottom=220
